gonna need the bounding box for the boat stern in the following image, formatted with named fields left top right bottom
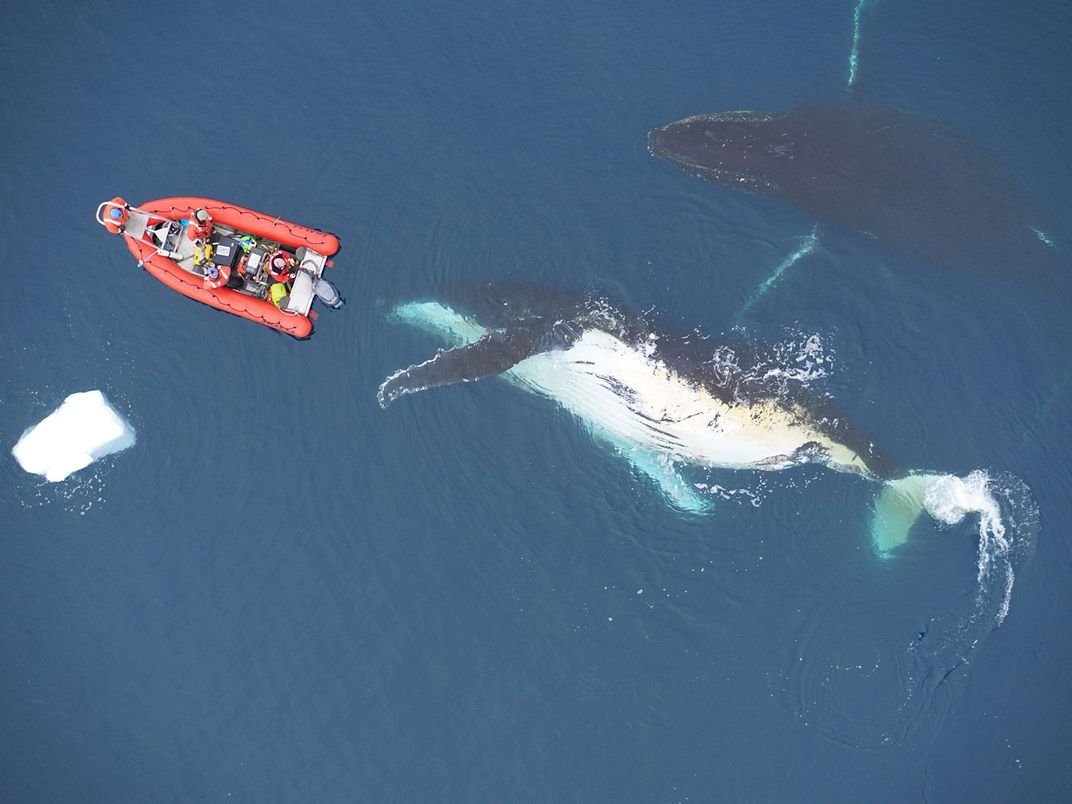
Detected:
left=284, top=246, right=343, bottom=315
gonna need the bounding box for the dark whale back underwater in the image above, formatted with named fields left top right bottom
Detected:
left=649, top=103, right=1059, bottom=273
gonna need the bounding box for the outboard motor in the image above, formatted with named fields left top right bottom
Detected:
left=314, top=277, right=344, bottom=310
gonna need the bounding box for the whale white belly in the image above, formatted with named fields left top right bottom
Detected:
left=392, top=302, right=868, bottom=475
left=512, top=329, right=864, bottom=471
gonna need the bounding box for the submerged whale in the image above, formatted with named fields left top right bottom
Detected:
left=377, top=284, right=1010, bottom=554
left=648, top=104, right=1057, bottom=272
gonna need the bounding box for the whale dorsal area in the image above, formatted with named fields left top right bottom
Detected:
left=649, top=104, right=1059, bottom=273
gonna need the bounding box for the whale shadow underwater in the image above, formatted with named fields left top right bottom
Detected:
left=648, top=103, right=1060, bottom=274
left=377, top=282, right=1034, bottom=586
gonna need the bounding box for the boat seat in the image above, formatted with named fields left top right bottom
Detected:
left=285, top=269, right=316, bottom=315
left=283, top=247, right=327, bottom=316
left=123, top=210, right=149, bottom=240
left=149, top=220, right=184, bottom=258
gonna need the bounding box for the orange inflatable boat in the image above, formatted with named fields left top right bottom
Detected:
left=96, top=196, right=343, bottom=338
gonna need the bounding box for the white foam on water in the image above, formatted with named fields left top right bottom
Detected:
left=924, top=471, right=1017, bottom=625
left=1029, top=226, right=1055, bottom=248
left=693, top=480, right=766, bottom=508
left=777, top=470, right=1038, bottom=749
left=12, top=390, right=136, bottom=482
left=755, top=331, right=833, bottom=390
left=874, top=470, right=1032, bottom=628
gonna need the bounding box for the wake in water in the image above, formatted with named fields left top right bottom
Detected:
left=915, top=472, right=1039, bottom=673
left=774, top=470, right=1038, bottom=748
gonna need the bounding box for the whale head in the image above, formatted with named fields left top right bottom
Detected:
left=649, top=111, right=796, bottom=196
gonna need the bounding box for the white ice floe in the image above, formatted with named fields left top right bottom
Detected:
left=12, top=390, right=135, bottom=482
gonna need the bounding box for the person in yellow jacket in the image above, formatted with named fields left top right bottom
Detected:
left=270, top=281, right=291, bottom=310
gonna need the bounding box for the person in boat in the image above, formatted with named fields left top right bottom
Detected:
left=105, top=205, right=129, bottom=233
left=186, top=208, right=213, bottom=242
left=204, top=263, right=231, bottom=290
left=267, top=250, right=296, bottom=283
left=270, top=281, right=291, bottom=310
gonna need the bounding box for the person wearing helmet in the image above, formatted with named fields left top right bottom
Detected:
left=106, top=205, right=129, bottom=232
left=203, top=261, right=231, bottom=290
left=186, top=208, right=213, bottom=242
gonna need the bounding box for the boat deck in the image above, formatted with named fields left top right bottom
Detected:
left=126, top=211, right=329, bottom=316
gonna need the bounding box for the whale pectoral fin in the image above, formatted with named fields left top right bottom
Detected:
left=378, top=323, right=573, bottom=408
left=624, top=447, right=713, bottom=515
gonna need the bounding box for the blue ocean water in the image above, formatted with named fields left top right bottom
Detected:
left=2, top=0, right=1070, bottom=800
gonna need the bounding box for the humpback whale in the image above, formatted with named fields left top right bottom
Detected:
left=378, top=284, right=1037, bottom=745
left=648, top=104, right=1058, bottom=273
left=377, top=284, right=1016, bottom=555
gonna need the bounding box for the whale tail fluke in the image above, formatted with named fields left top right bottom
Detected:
left=871, top=473, right=944, bottom=557
left=872, top=470, right=1038, bottom=621
left=871, top=471, right=1035, bottom=559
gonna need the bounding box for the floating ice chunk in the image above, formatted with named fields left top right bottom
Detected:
left=12, top=390, right=135, bottom=482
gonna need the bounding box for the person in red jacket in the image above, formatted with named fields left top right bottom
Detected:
left=186, top=208, right=213, bottom=242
